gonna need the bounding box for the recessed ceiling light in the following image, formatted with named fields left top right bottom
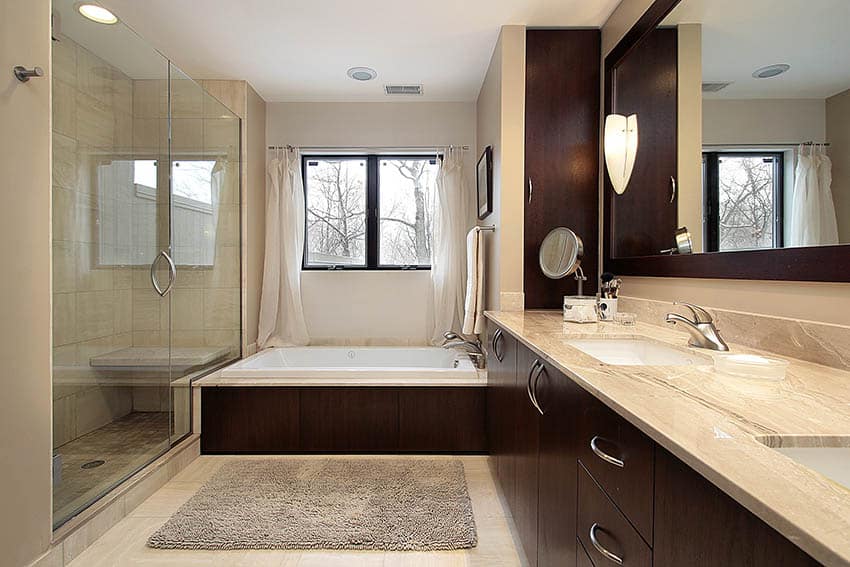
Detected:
left=752, top=64, right=790, bottom=79
left=77, top=3, right=119, bottom=25
left=347, top=67, right=377, bottom=81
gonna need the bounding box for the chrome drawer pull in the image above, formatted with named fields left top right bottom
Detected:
left=590, top=523, right=624, bottom=565
left=590, top=436, right=625, bottom=468
left=492, top=328, right=504, bottom=362
left=527, top=360, right=540, bottom=408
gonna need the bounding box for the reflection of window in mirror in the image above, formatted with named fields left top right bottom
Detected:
left=660, top=0, right=849, bottom=253
left=702, top=152, right=783, bottom=252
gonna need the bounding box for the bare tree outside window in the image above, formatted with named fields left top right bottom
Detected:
left=716, top=155, right=777, bottom=251
left=379, top=159, right=438, bottom=266
left=304, top=159, right=367, bottom=266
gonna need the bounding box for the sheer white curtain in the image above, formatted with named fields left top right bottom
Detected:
left=789, top=144, right=839, bottom=247
left=258, top=148, right=310, bottom=348
left=429, top=147, right=469, bottom=344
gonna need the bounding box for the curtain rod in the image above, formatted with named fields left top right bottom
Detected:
left=703, top=141, right=830, bottom=148
left=267, top=144, right=470, bottom=151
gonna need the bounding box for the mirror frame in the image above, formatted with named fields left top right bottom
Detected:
left=603, top=0, right=850, bottom=282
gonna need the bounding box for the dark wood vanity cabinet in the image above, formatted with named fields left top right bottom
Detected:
left=653, top=448, right=820, bottom=567
left=486, top=325, right=519, bottom=512
left=485, top=322, right=820, bottom=567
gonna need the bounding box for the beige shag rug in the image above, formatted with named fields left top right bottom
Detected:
left=147, top=459, right=477, bottom=551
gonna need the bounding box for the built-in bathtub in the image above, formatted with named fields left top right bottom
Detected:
left=195, top=346, right=488, bottom=453
left=202, top=346, right=484, bottom=386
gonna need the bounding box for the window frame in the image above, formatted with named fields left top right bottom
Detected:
left=301, top=154, right=438, bottom=271
left=702, top=150, right=785, bottom=253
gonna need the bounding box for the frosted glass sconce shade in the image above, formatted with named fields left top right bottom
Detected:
left=604, top=114, right=638, bottom=195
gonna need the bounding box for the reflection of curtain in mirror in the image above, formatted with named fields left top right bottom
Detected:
left=789, top=145, right=839, bottom=246
left=210, top=158, right=225, bottom=265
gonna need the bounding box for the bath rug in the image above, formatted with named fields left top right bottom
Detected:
left=147, top=458, right=477, bottom=551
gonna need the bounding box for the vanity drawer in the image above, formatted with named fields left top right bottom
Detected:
left=578, top=464, right=651, bottom=567
left=578, top=397, right=654, bottom=542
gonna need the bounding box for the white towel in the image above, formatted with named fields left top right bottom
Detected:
left=462, top=227, right=485, bottom=335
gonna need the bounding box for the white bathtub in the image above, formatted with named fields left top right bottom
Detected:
left=207, top=346, right=484, bottom=386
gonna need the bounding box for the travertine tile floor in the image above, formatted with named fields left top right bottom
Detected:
left=68, top=455, right=524, bottom=566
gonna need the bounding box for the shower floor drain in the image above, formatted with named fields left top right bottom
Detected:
left=81, top=460, right=105, bottom=469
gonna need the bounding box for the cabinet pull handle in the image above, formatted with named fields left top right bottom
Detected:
left=526, top=360, right=540, bottom=408
left=528, top=177, right=533, bottom=204
left=590, top=436, right=625, bottom=468
left=492, top=328, right=504, bottom=362
left=670, top=176, right=677, bottom=203
left=589, top=523, right=624, bottom=565
left=531, top=363, right=546, bottom=415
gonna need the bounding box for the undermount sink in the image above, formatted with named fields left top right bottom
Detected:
left=757, top=436, right=850, bottom=491
left=567, top=338, right=711, bottom=366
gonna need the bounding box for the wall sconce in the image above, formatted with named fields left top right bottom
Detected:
left=604, top=114, right=638, bottom=195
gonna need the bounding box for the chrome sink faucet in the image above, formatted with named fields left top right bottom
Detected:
left=665, top=302, right=729, bottom=352
left=441, top=331, right=485, bottom=368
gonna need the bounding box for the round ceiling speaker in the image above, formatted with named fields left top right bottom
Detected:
left=347, top=67, right=378, bottom=81
left=752, top=64, right=790, bottom=79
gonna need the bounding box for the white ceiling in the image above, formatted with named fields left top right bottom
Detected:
left=97, top=0, right=621, bottom=102
left=663, top=0, right=850, bottom=99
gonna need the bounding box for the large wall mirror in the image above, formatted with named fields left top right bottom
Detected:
left=604, top=0, right=850, bottom=281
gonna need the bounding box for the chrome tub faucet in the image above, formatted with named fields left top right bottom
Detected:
left=441, top=331, right=485, bottom=368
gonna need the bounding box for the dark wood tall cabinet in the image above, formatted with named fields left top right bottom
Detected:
left=524, top=29, right=601, bottom=308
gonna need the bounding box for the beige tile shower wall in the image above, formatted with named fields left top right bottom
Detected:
left=602, top=0, right=850, bottom=326
left=200, top=80, right=267, bottom=355
left=475, top=25, right=526, bottom=311
left=827, top=88, right=850, bottom=242
left=1, top=1, right=52, bottom=563
left=52, top=35, right=135, bottom=448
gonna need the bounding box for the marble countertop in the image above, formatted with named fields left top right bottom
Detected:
left=485, top=310, right=850, bottom=567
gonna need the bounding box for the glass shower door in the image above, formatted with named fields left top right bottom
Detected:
left=50, top=5, right=173, bottom=527
left=168, top=66, right=242, bottom=441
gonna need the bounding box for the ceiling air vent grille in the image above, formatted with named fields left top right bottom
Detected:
left=385, top=84, right=423, bottom=96
left=702, top=81, right=733, bottom=93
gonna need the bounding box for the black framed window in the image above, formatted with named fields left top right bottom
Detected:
left=302, top=155, right=438, bottom=270
left=703, top=151, right=784, bottom=252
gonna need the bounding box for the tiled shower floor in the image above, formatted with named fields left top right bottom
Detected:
left=54, top=412, right=170, bottom=526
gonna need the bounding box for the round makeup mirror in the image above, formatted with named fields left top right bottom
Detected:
left=539, top=227, right=584, bottom=279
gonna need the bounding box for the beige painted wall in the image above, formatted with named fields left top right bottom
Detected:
left=477, top=32, right=502, bottom=311
left=703, top=99, right=826, bottom=145
left=677, top=24, right=703, bottom=252
left=602, top=0, right=850, bottom=324
left=265, top=101, right=476, bottom=343
left=1, top=2, right=53, bottom=565
left=475, top=25, right=526, bottom=311
left=827, top=88, right=850, bottom=243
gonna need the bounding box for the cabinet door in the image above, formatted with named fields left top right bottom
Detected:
left=515, top=344, right=541, bottom=567
left=524, top=29, right=601, bottom=308
left=537, top=362, right=587, bottom=567
left=486, top=324, right=519, bottom=511
left=654, top=448, right=819, bottom=567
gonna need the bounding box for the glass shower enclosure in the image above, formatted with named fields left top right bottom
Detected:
left=50, top=0, right=241, bottom=528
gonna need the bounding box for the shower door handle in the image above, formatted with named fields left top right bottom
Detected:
left=150, top=250, right=176, bottom=297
